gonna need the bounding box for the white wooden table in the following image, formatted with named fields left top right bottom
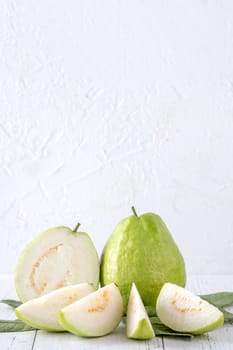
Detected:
left=0, top=274, right=233, bottom=350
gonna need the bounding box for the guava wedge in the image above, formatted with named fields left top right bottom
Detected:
left=100, top=207, right=186, bottom=311
left=126, top=283, right=155, bottom=339
left=14, top=224, right=99, bottom=302
left=156, top=283, right=224, bottom=335
left=58, top=283, right=123, bottom=337
left=15, top=283, right=94, bottom=331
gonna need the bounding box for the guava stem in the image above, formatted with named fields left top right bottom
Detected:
left=131, top=206, right=138, bottom=217
left=73, top=223, right=81, bottom=232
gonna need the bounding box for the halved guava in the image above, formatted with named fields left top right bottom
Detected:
left=14, top=225, right=99, bottom=302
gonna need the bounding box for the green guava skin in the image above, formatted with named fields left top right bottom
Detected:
left=189, top=313, right=224, bottom=335
left=58, top=311, right=90, bottom=337
left=15, top=309, right=60, bottom=332
left=100, top=212, right=186, bottom=312
left=58, top=311, right=115, bottom=337
left=128, top=318, right=155, bottom=340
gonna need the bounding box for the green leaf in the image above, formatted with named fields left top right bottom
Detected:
left=149, top=316, right=160, bottom=323
left=149, top=316, right=192, bottom=337
left=145, top=306, right=156, bottom=317
left=220, top=308, right=233, bottom=324
left=153, top=323, right=193, bottom=337
left=0, top=299, right=22, bottom=309
left=0, top=320, right=36, bottom=332
left=0, top=299, right=36, bottom=332
left=200, top=292, right=233, bottom=308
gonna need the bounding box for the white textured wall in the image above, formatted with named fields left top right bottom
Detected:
left=0, top=0, right=233, bottom=275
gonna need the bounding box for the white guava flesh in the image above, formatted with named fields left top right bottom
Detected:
left=14, top=226, right=99, bottom=302
left=156, top=283, right=224, bottom=335
left=126, top=283, right=155, bottom=339
left=15, top=283, right=94, bottom=331
left=58, top=283, right=123, bottom=337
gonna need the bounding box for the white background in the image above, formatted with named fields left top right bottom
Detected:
left=0, top=0, right=233, bottom=275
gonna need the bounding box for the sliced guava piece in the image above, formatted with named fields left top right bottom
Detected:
left=14, top=224, right=99, bottom=302
left=58, top=283, right=123, bottom=337
left=15, top=283, right=94, bottom=331
left=126, top=283, right=155, bottom=339
left=156, top=283, right=224, bottom=335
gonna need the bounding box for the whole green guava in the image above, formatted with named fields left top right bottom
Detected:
left=100, top=208, right=186, bottom=311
